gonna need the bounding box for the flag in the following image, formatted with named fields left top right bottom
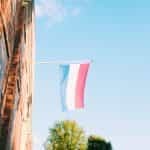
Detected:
left=59, top=63, right=90, bottom=111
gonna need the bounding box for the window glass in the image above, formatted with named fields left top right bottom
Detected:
left=0, top=33, right=7, bottom=92
left=11, top=0, right=16, bottom=17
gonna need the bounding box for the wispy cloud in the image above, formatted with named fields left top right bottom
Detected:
left=71, top=7, right=81, bottom=16
left=35, top=0, right=88, bottom=25
left=33, top=135, right=45, bottom=150
left=36, top=0, right=66, bottom=24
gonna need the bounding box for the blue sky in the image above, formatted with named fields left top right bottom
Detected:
left=33, top=0, right=150, bottom=149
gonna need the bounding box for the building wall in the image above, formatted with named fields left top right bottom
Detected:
left=0, top=0, right=35, bottom=149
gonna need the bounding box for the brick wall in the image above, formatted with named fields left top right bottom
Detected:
left=0, top=0, right=35, bottom=149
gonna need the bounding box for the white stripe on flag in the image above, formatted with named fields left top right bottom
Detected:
left=66, top=64, right=80, bottom=110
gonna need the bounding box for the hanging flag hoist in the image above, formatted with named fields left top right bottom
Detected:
left=36, top=60, right=92, bottom=111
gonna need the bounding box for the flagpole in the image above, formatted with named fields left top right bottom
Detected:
left=36, top=60, right=93, bottom=65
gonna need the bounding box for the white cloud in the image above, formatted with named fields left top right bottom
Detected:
left=36, top=0, right=67, bottom=24
left=35, top=0, right=87, bottom=25
left=71, top=7, right=81, bottom=16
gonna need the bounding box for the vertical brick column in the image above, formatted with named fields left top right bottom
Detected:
left=0, top=51, right=20, bottom=149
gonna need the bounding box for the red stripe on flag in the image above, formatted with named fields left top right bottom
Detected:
left=75, top=64, right=90, bottom=108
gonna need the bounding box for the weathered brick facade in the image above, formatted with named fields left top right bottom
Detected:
left=0, top=0, right=35, bottom=149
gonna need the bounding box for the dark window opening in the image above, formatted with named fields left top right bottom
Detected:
left=3, top=28, right=9, bottom=58
left=24, top=24, right=26, bottom=43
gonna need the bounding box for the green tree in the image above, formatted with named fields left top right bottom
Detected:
left=88, top=135, right=112, bottom=150
left=45, top=120, right=87, bottom=150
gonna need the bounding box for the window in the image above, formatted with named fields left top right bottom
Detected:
left=24, top=24, right=26, bottom=43
left=0, top=32, right=7, bottom=93
left=11, top=0, right=17, bottom=17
